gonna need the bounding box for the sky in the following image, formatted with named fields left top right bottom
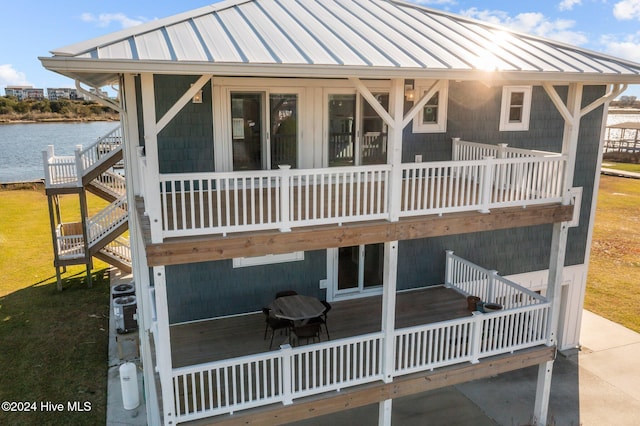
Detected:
left=2, top=0, right=640, bottom=98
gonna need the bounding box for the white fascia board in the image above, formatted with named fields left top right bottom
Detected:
left=40, top=57, right=640, bottom=87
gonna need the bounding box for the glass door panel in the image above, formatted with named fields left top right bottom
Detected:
left=270, top=94, right=298, bottom=169
left=328, top=94, right=356, bottom=167
left=363, top=243, right=384, bottom=288
left=360, top=93, right=388, bottom=165
left=336, top=243, right=384, bottom=294
left=231, top=92, right=263, bottom=171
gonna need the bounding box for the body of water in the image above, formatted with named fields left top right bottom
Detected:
left=0, top=121, right=118, bottom=183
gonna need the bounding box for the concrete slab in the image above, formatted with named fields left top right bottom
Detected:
left=580, top=310, right=640, bottom=352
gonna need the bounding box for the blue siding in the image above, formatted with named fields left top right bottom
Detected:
left=166, top=250, right=326, bottom=324
left=154, top=75, right=214, bottom=173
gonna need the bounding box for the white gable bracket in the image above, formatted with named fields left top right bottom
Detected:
left=543, top=83, right=574, bottom=124
left=349, top=77, right=395, bottom=129
left=155, top=74, right=212, bottom=135
left=402, top=80, right=444, bottom=128
left=75, top=80, right=123, bottom=114
left=580, top=83, right=627, bottom=117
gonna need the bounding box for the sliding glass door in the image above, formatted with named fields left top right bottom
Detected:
left=231, top=91, right=298, bottom=171
left=327, top=92, right=388, bottom=167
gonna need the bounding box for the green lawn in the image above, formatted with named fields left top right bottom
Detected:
left=602, top=161, right=640, bottom=173
left=0, top=185, right=110, bottom=425
left=585, top=175, right=640, bottom=333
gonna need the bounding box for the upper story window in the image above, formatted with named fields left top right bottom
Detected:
left=499, top=86, right=532, bottom=131
left=412, top=80, right=448, bottom=133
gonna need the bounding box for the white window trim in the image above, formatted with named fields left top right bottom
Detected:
left=232, top=251, right=304, bottom=268
left=499, top=86, right=532, bottom=131
left=411, top=80, right=448, bottom=133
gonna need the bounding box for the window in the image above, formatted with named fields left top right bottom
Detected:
left=500, top=86, right=532, bottom=131
left=412, top=81, right=448, bottom=133
left=232, top=251, right=304, bottom=268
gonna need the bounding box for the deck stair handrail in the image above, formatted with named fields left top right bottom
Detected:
left=154, top=143, right=566, bottom=239
left=98, top=236, right=131, bottom=267
left=75, top=125, right=123, bottom=177
left=89, top=170, right=126, bottom=200
left=87, top=195, right=128, bottom=247
left=42, top=125, right=122, bottom=188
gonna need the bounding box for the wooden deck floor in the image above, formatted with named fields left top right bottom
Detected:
left=170, top=286, right=470, bottom=368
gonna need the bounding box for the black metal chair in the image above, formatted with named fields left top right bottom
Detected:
left=275, top=290, right=298, bottom=298
left=308, top=300, right=331, bottom=340
left=262, top=307, right=292, bottom=349
left=290, top=322, right=321, bottom=346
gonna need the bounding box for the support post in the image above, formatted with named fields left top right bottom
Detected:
left=534, top=83, right=583, bottom=426
left=479, top=156, right=494, bottom=213
left=140, top=73, right=164, bottom=244
left=387, top=79, right=405, bottom=222
left=79, top=190, right=92, bottom=288
left=381, top=241, right=398, bottom=383
left=280, top=344, right=293, bottom=405
left=378, top=399, right=392, bottom=426
left=152, top=266, right=176, bottom=425
left=279, top=165, right=292, bottom=232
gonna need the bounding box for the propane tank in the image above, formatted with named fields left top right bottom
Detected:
left=119, top=362, right=140, bottom=410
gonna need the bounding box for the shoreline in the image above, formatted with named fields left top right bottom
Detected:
left=0, top=117, right=119, bottom=125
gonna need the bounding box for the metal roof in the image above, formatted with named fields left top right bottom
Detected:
left=41, top=0, right=640, bottom=87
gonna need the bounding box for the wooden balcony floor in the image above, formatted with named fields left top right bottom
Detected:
left=170, top=286, right=470, bottom=368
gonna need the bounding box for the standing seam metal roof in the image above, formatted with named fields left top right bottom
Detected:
left=47, top=0, right=640, bottom=78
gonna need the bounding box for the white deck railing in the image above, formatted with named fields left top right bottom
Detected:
left=55, top=224, right=85, bottom=259
left=452, top=139, right=562, bottom=161
left=102, top=236, right=131, bottom=265
left=91, top=170, right=126, bottom=199
left=154, top=142, right=566, bottom=239
left=169, top=252, right=551, bottom=423
left=42, top=125, right=122, bottom=188
left=444, top=250, right=548, bottom=309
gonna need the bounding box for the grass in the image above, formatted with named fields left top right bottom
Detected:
left=0, top=185, right=111, bottom=425
left=601, top=161, right=640, bottom=173
left=585, top=175, right=640, bottom=333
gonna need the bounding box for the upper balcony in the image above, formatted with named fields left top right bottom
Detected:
left=138, top=140, right=573, bottom=265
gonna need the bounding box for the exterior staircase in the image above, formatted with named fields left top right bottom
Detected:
left=42, top=125, right=131, bottom=289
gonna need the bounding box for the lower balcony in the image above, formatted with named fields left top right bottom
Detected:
left=164, top=253, right=551, bottom=424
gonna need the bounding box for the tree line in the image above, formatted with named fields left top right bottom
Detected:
left=0, top=96, right=119, bottom=122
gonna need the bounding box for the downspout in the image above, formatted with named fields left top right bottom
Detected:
left=75, top=79, right=124, bottom=114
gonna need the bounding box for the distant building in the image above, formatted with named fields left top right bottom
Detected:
left=47, top=88, right=79, bottom=101
left=5, top=85, right=44, bottom=100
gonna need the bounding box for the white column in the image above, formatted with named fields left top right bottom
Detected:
left=140, top=73, right=164, bottom=244
left=153, top=266, right=176, bottom=425
left=381, top=240, right=398, bottom=383
left=122, top=73, right=162, bottom=425
left=534, top=83, right=583, bottom=426
left=387, top=79, right=405, bottom=222
left=378, top=398, right=392, bottom=426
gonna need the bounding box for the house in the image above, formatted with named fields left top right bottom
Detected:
left=4, top=85, right=45, bottom=100
left=39, top=0, right=640, bottom=424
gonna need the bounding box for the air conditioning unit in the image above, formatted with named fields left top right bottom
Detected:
left=112, top=282, right=135, bottom=299
left=114, top=296, right=137, bottom=334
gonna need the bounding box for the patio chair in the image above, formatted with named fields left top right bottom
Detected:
left=290, top=322, right=321, bottom=346
left=262, top=307, right=292, bottom=349
left=308, top=300, right=331, bottom=340
left=275, top=290, right=298, bottom=298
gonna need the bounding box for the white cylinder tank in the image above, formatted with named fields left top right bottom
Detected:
left=119, top=362, right=140, bottom=410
